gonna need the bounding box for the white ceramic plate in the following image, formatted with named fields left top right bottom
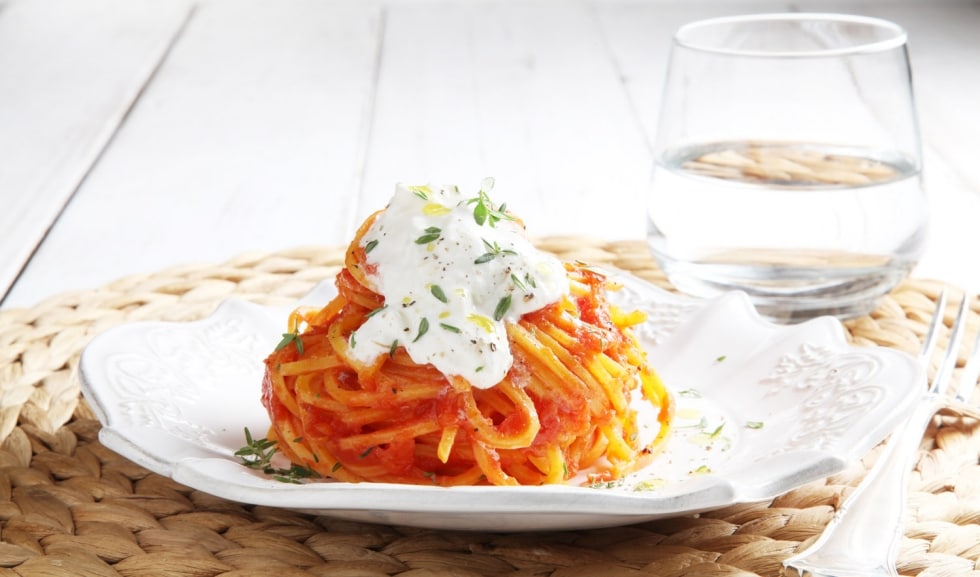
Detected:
left=79, top=272, right=922, bottom=531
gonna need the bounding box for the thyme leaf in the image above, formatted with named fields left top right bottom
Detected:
left=440, top=323, right=461, bottom=333
left=473, top=200, right=488, bottom=226
left=430, top=284, right=448, bottom=303
left=408, top=184, right=431, bottom=200
left=494, top=295, right=512, bottom=321
left=275, top=332, right=305, bottom=355
left=365, top=305, right=388, bottom=319
left=413, top=318, right=430, bottom=342
left=709, top=423, right=725, bottom=438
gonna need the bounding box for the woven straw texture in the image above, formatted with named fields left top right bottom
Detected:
left=1, top=238, right=978, bottom=577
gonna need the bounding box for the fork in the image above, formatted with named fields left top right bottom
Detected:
left=783, top=290, right=978, bottom=577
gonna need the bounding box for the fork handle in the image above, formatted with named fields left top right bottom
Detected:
left=785, top=394, right=939, bottom=577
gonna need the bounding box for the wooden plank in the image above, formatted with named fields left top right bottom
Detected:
left=359, top=1, right=653, bottom=241
left=595, top=1, right=788, bottom=145
left=0, top=0, right=191, bottom=305
left=3, top=0, right=381, bottom=308
left=6, top=0, right=979, bottom=308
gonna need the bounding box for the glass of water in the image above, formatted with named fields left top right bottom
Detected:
left=646, top=13, right=926, bottom=322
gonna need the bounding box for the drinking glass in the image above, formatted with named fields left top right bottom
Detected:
left=646, top=13, right=926, bottom=322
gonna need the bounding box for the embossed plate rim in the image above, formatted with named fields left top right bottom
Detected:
left=78, top=272, right=923, bottom=531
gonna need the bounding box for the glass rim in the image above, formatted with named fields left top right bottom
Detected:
left=674, top=13, right=908, bottom=58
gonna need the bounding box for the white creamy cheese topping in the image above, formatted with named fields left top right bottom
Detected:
left=348, top=180, right=569, bottom=389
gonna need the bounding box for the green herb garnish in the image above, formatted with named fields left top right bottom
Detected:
left=511, top=273, right=527, bottom=292
left=440, top=323, right=461, bottom=333
left=746, top=421, right=765, bottom=429
left=709, top=423, right=725, bottom=438
left=235, top=427, right=278, bottom=470
left=275, top=332, right=305, bottom=355
left=274, top=464, right=320, bottom=484
left=408, top=184, right=432, bottom=200
left=413, top=318, right=430, bottom=342
left=415, top=226, right=442, bottom=244
left=235, top=428, right=320, bottom=484
left=493, top=295, right=512, bottom=321
left=474, top=239, right=517, bottom=264
left=365, top=305, right=387, bottom=319
left=430, top=284, right=448, bottom=303
left=466, top=178, right=514, bottom=227
left=364, top=239, right=379, bottom=254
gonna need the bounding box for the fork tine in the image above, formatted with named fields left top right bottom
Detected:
left=954, top=293, right=979, bottom=404
left=934, top=293, right=971, bottom=397
left=919, top=289, right=947, bottom=361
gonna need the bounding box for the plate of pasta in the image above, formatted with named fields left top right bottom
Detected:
left=79, top=182, right=922, bottom=531
left=78, top=270, right=922, bottom=531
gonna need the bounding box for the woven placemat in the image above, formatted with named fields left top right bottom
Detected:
left=1, top=238, right=978, bottom=577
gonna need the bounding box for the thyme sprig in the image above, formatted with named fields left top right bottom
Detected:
left=474, top=239, right=517, bottom=264
left=467, top=178, right=514, bottom=227
left=235, top=427, right=321, bottom=484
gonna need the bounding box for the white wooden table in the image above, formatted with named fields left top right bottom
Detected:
left=2, top=0, right=979, bottom=310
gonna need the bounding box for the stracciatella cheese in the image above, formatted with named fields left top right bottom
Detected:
left=348, top=181, right=569, bottom=389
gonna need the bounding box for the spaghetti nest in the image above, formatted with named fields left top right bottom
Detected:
left=261, top=236, right=672, bottom=487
